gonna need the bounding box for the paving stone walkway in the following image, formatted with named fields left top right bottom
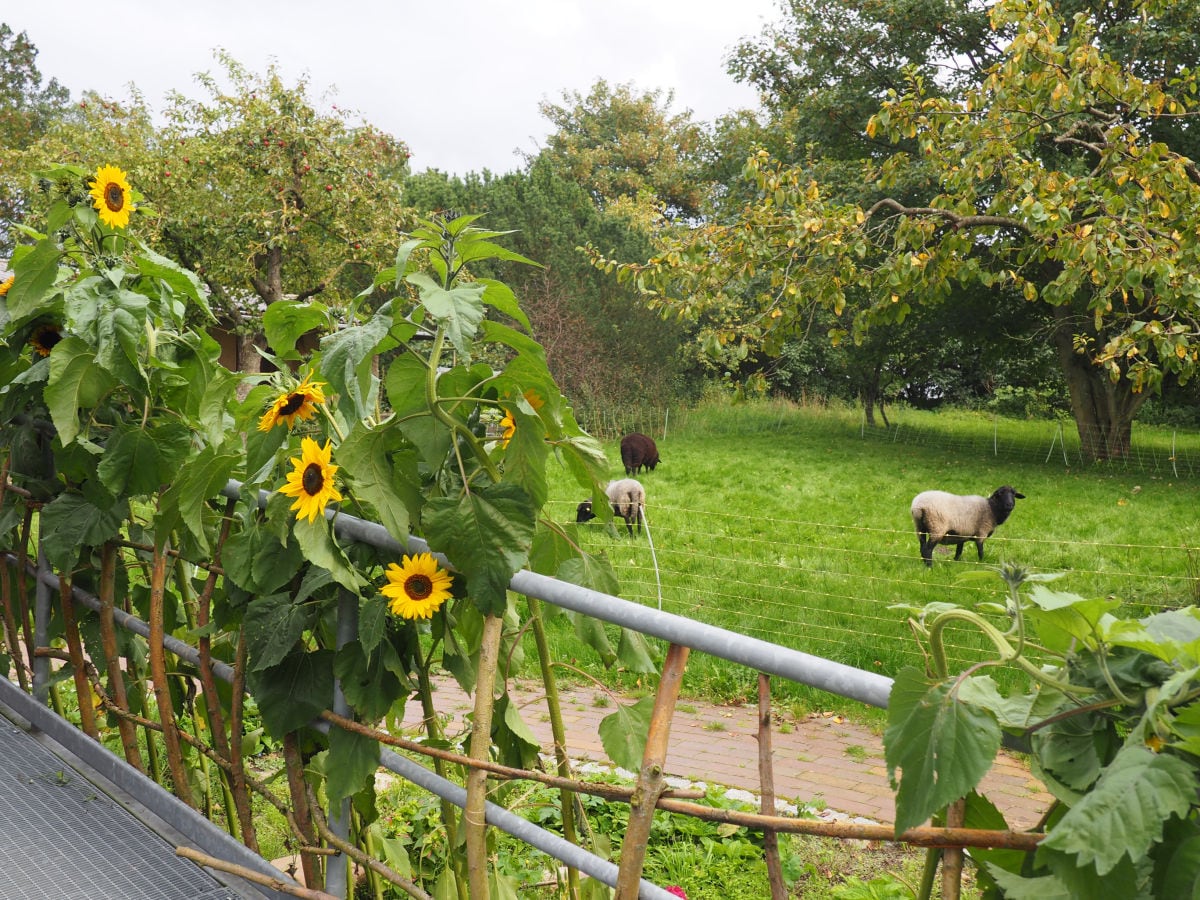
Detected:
left=402, top=674, right=1053, bottom=831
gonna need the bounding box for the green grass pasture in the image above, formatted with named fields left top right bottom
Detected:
left=533, top=400, right=1200, bottom=713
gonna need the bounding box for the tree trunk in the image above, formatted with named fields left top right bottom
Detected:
left=1051, top=306, right=1146, bottom=461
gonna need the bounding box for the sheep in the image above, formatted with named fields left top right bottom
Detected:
left=576, top=478, right=646, bottom=536
left=910, top=485, right=1025, bottom=567
left=620, top=432, right=660, bottom=476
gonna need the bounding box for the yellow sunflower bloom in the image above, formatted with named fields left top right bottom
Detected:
left=258, top=374, right=327, bottom=432
left=498, top=410, right=516, bottom=448
left=278, top=437, right=343, bottom=523
left=89, top=164, right=133, bottom=229
left=381, top=553, right=454, bottom=620
left=0, top=275, right=13, bottom=297
left=29, top=323, right=63, bottom=357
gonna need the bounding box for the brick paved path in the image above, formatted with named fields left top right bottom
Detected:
left=401, top=675, right=1052, bottom=830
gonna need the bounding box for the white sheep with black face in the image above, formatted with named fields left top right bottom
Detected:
left=910, top=485, right=1025, bottom=567
left=576, top=478, right=646, bottom=537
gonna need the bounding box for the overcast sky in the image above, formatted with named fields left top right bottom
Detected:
left=8, top=0, right=781, bottom=176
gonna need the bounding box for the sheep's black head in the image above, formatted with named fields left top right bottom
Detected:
left=990, top=486, right=1025, bottom=523
left=575, top=500, right=596, bottom=524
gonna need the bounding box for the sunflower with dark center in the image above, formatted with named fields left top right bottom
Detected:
left=381, top=553, right=454, bottom=620
left=89, top=165, right=133, bottom=229
left=29, top=323, right=63, bottom=357
left=278, top=437, right=343, bottom=523
left=0, top=275, right=13, bottom=297
left=258, top=374, right=327, bottom=432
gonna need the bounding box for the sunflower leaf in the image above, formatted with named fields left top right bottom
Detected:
left=44, top=337, right=117, bottom=445
left=292, top=516, right=367, bottom=593
left=246, top=648, right=334, bottom=738
left=884, top=666, right=1002, bottom=834
left=7, top=238, right=62, bottom=321
left=337, top=422, right=419, bottom=544
left=263, top=300, right=330, bottom=360
left=324, top=726, right=380, bottom=807
left=319, top=311, right=391, bottom=420
left=423, top=482, right=536, bottom=616
left=598, top=696, right=654, bottom=771
left=1039, top=744, right=1194, bottom=875
left=97, top=421, right=193, bottom=498
left=245, top=592, right=313, bottom=672
left=407, top=273, right=486, bottom=360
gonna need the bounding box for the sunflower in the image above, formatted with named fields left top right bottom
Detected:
left=381, top=553, right=454, bottom=620
left=278, top=437, right=343, bottom=523
left=258, top=374, right=327, bottom=432
left=29, top=322, right=63, bottom=357
left=89, top=164, right=133, bottom=229
left=498, top=410, right=516, bottom=448
left=0, top=275, right=13, bottom=297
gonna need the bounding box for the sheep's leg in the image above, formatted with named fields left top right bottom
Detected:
left=975, top=539, right=985, bottom=561
left=918, top=534, right=934, bottom=567
left=953, top=541, right=965, bottom=560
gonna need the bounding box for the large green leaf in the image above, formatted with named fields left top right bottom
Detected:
left=884, top=666, right=1002, bottom=834
left=336, top=422, right=420, bottom=543
left=44, top=337, right=117, bottom=445
left=598, top=696, right=654, bottom=771
left=292, top=516, right=366, bottom=593
left=982, top=866, right=1072, bottom=900
left=325, top=725, right=380, bottom=806
left=407, top=273, right=486, bottom=360
left=1157, top=831, right=1200, bottom=899
left=1039, top=744, right=1194, bottom=875
left=1025, top=586, right=1122, bottom=653
left=39, top=492, right=128, bottom=571
left=617, top=629, right=657, bottom=674
left=221, top=521, right=305, bottom=594
left=246, top=648, right=334, bottom=738
left=97, top=422, right=193, bottom=498
left=158, top=443, right=241, bottom=554
left=334, top=639, right=411, bottom=721
left=319, top=311, right=392, bottom=420
left=134, top=248, right=211, bottom=320
left=7, top=238, right=62, bottom=320
left=262, top=300, right=330, bottom=359
left=498, top=405, right=549, bottom=510
left=423, top=482, right=536, bottom=616
left=1106, top=608, right=1200, bottom=666
left=478, top=279, right=532, bottom=332
left=358, top=594, right=390, bottom=656
left=493, top=692, right=541, bottom=769
left=245, top=593, right=314, bottom=672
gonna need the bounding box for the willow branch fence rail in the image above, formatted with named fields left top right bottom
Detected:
left=0, top=477, right=1043, bottom=900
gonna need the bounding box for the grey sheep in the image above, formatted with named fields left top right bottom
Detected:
left=910, top=485, right=1025, bottom=567
left=576, top=478, right=646, bottom=536
left=620, top=432, right=660, bottom=476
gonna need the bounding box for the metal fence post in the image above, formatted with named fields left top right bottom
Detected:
left=324, top=588, right=359, bottom=898
left=32, top=540, right=51, bottom=705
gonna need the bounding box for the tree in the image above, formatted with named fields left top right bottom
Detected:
left=531, top=80, right=707, bottom=222
left=602, top=0, right=1200, bottom=459
left=148, top=54, right=412, bottom=377
left=0, top=24, right=70, bottom=253
left=404, top=160, right=694, bottom=421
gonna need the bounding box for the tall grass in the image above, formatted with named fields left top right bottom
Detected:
left=527, top=399, right=1200, bottom=714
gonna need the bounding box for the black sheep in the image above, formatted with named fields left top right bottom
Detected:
left=620, top=432, right=660, bottom=476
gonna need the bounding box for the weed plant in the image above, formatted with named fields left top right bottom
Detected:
left=530, top=398, right=1200, bottom=717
